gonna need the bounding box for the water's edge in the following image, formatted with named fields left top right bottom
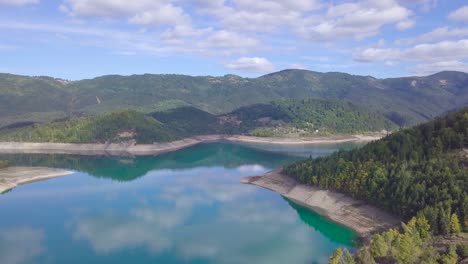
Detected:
left=241, top=169, right=400, bottom=241
left=0, top=134, right=382, bottom=156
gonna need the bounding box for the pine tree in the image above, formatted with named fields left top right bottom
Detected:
left=370, top=234, right=388, bottom=258
left=450, top=213, right=461, bottom=234
left=329, top=248, right=343, bottom=264
left=343, top=248, right=356, bottom=264
left=440, top=245, right=458, bottom=264
left=416, top=214, right=431, bottom=239
left=356, top=247, right=376, bottom=264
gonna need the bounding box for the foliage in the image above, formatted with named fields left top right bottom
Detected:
left=330, top=216, right=463, bottom=264
left=228, top=98, right=396, bottom=136
left=0, top=99, right=399, bottom=143
left=151, top=106, right=224, bottom=137
left=450, top=213, right=461, bottom=234
left=1, top=70, right=467, bottom=128
left=285, top=108, right=468, bottom=235
left=0, top=110, right=176, bottom=144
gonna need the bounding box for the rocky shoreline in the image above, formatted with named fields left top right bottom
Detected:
left=0, top=134, right=383, bottom=156
left=241, top=169, right=400, bottom=240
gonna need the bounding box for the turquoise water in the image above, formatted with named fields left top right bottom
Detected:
left=0, top=143, right=360, bottom=264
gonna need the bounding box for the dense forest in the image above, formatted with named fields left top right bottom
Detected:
left=1, top=70, right=467, bottom=128
left=0, top=110, right=176, bottom=144
left=0, top=99, right=396, bottom=143
left=285, top=108, right=468, bottom=237
left=330, top=215, right=467, bottom=263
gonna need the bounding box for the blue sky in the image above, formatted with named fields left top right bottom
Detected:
left=0, top=0, right=467, bottom=80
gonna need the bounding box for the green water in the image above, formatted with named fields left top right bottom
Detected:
left=0, top=143, right=360, bottom=264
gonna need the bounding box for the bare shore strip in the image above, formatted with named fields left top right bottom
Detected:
left=0, top=134, right=383, bottom=156
left=0, top=166, right=73, bottom=193
left=241, top=169, right=400, bottom=239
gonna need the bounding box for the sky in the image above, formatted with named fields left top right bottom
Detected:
left=0, top=0, right=467, bottom=80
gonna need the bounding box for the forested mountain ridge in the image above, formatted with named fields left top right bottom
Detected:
left=311, top=108, right=468, bottom=263
left=284, top=107, right=468, bottom=237
left=0, top=99, right=395, bottom=143
left=0, top=70, right=467, bottom=128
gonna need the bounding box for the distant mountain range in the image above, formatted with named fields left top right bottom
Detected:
left=0, top=70, right=467, bottom=128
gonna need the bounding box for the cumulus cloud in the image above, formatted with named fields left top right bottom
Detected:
left=60, top=0, right=190, bottom=27
left=448, top=5, right=468, bottom=22
left=196, top=0, right=322, bottom=33
left=224, top=57, right=275, bottom=73
left=397, top=0, right=437, bottom=11
left=299, top=0, right=413, bottom=41
left=0, top=0, right=38, bottom=5
left=354, top=39, right=468, bottom=62
left=396, top=19, right=415, bottom=30
left=400, top=27, right=468, bottom=44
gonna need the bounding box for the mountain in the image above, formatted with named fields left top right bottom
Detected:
left=283, top=107, right=468, bottom=263
left=284, top=107, right=468, bottom=235
left=0, top=110, right=176, bottom=144
left=0, top=99, right=395, bottom=143
left=227, top=98, right=396, bottom=136
left=0, top=70, right=467, bottom=128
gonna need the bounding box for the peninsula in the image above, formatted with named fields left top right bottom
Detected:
left=241, top=169, right=400, bottom=239
left=0, top=166, right=73, bottom=193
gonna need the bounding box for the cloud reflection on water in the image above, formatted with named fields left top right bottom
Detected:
left=69, top=164, right=333, bottom=263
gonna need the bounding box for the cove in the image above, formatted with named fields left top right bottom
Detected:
left=0, top=142, right=361, bottom=264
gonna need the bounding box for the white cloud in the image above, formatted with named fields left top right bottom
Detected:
left=289, top=63, right=307, bottom=70
left=299, top=0, right=413, bottom=41
left=396, top=19, right=415, bottom=30
left=224, top=57, right=275, bottom=73
left=354, top=39, right=468, bottom=62
left=412, top=60, right=468, bottom=75
left=448, top=5, right=468, bottom=22
left=195, top=0, right=322, bottom=33
left=397, top=0, right=437, bottom=11
left=60, top=0, right=191, bottom=27
left=354, top=48, right=400, bottom=62
left=401, top=27, right=468, bottom=44
left=0, top=0, right=38, bottom=5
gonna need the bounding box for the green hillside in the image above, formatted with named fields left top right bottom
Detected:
left=0, top=99, right=396, bottom=143
left=227, top=99, right=396, bottom=136
left=283, top=108, right=468, bottom=263
left=1, top=70, right=467, bottom=128
left=285, top=108, right=467, bottom=233
left=0, top=110, right=176, bottom=144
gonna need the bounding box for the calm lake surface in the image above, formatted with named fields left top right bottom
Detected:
left=0, top=142, right=362, bottom=264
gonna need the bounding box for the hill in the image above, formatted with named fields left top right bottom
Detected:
left=283, top=108, right=468, bottom=263
left=0, top=70, right=467, bottom=128
left=226, top=99, right=396, bottom=136
left=0, top=110, right=176, bottom=144
left=0, top=99, right=395, bottom=143
left=284, top=108, right=467, bottom=233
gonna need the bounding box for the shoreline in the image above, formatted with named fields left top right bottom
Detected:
left=0, top=166, right=73, bottom=193
left=0, top=134, right=383, bottom=156
left=241, top=169, right=400, bottom=240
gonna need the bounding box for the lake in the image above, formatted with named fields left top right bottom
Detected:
left=0, top=142, right=362, bottom=264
